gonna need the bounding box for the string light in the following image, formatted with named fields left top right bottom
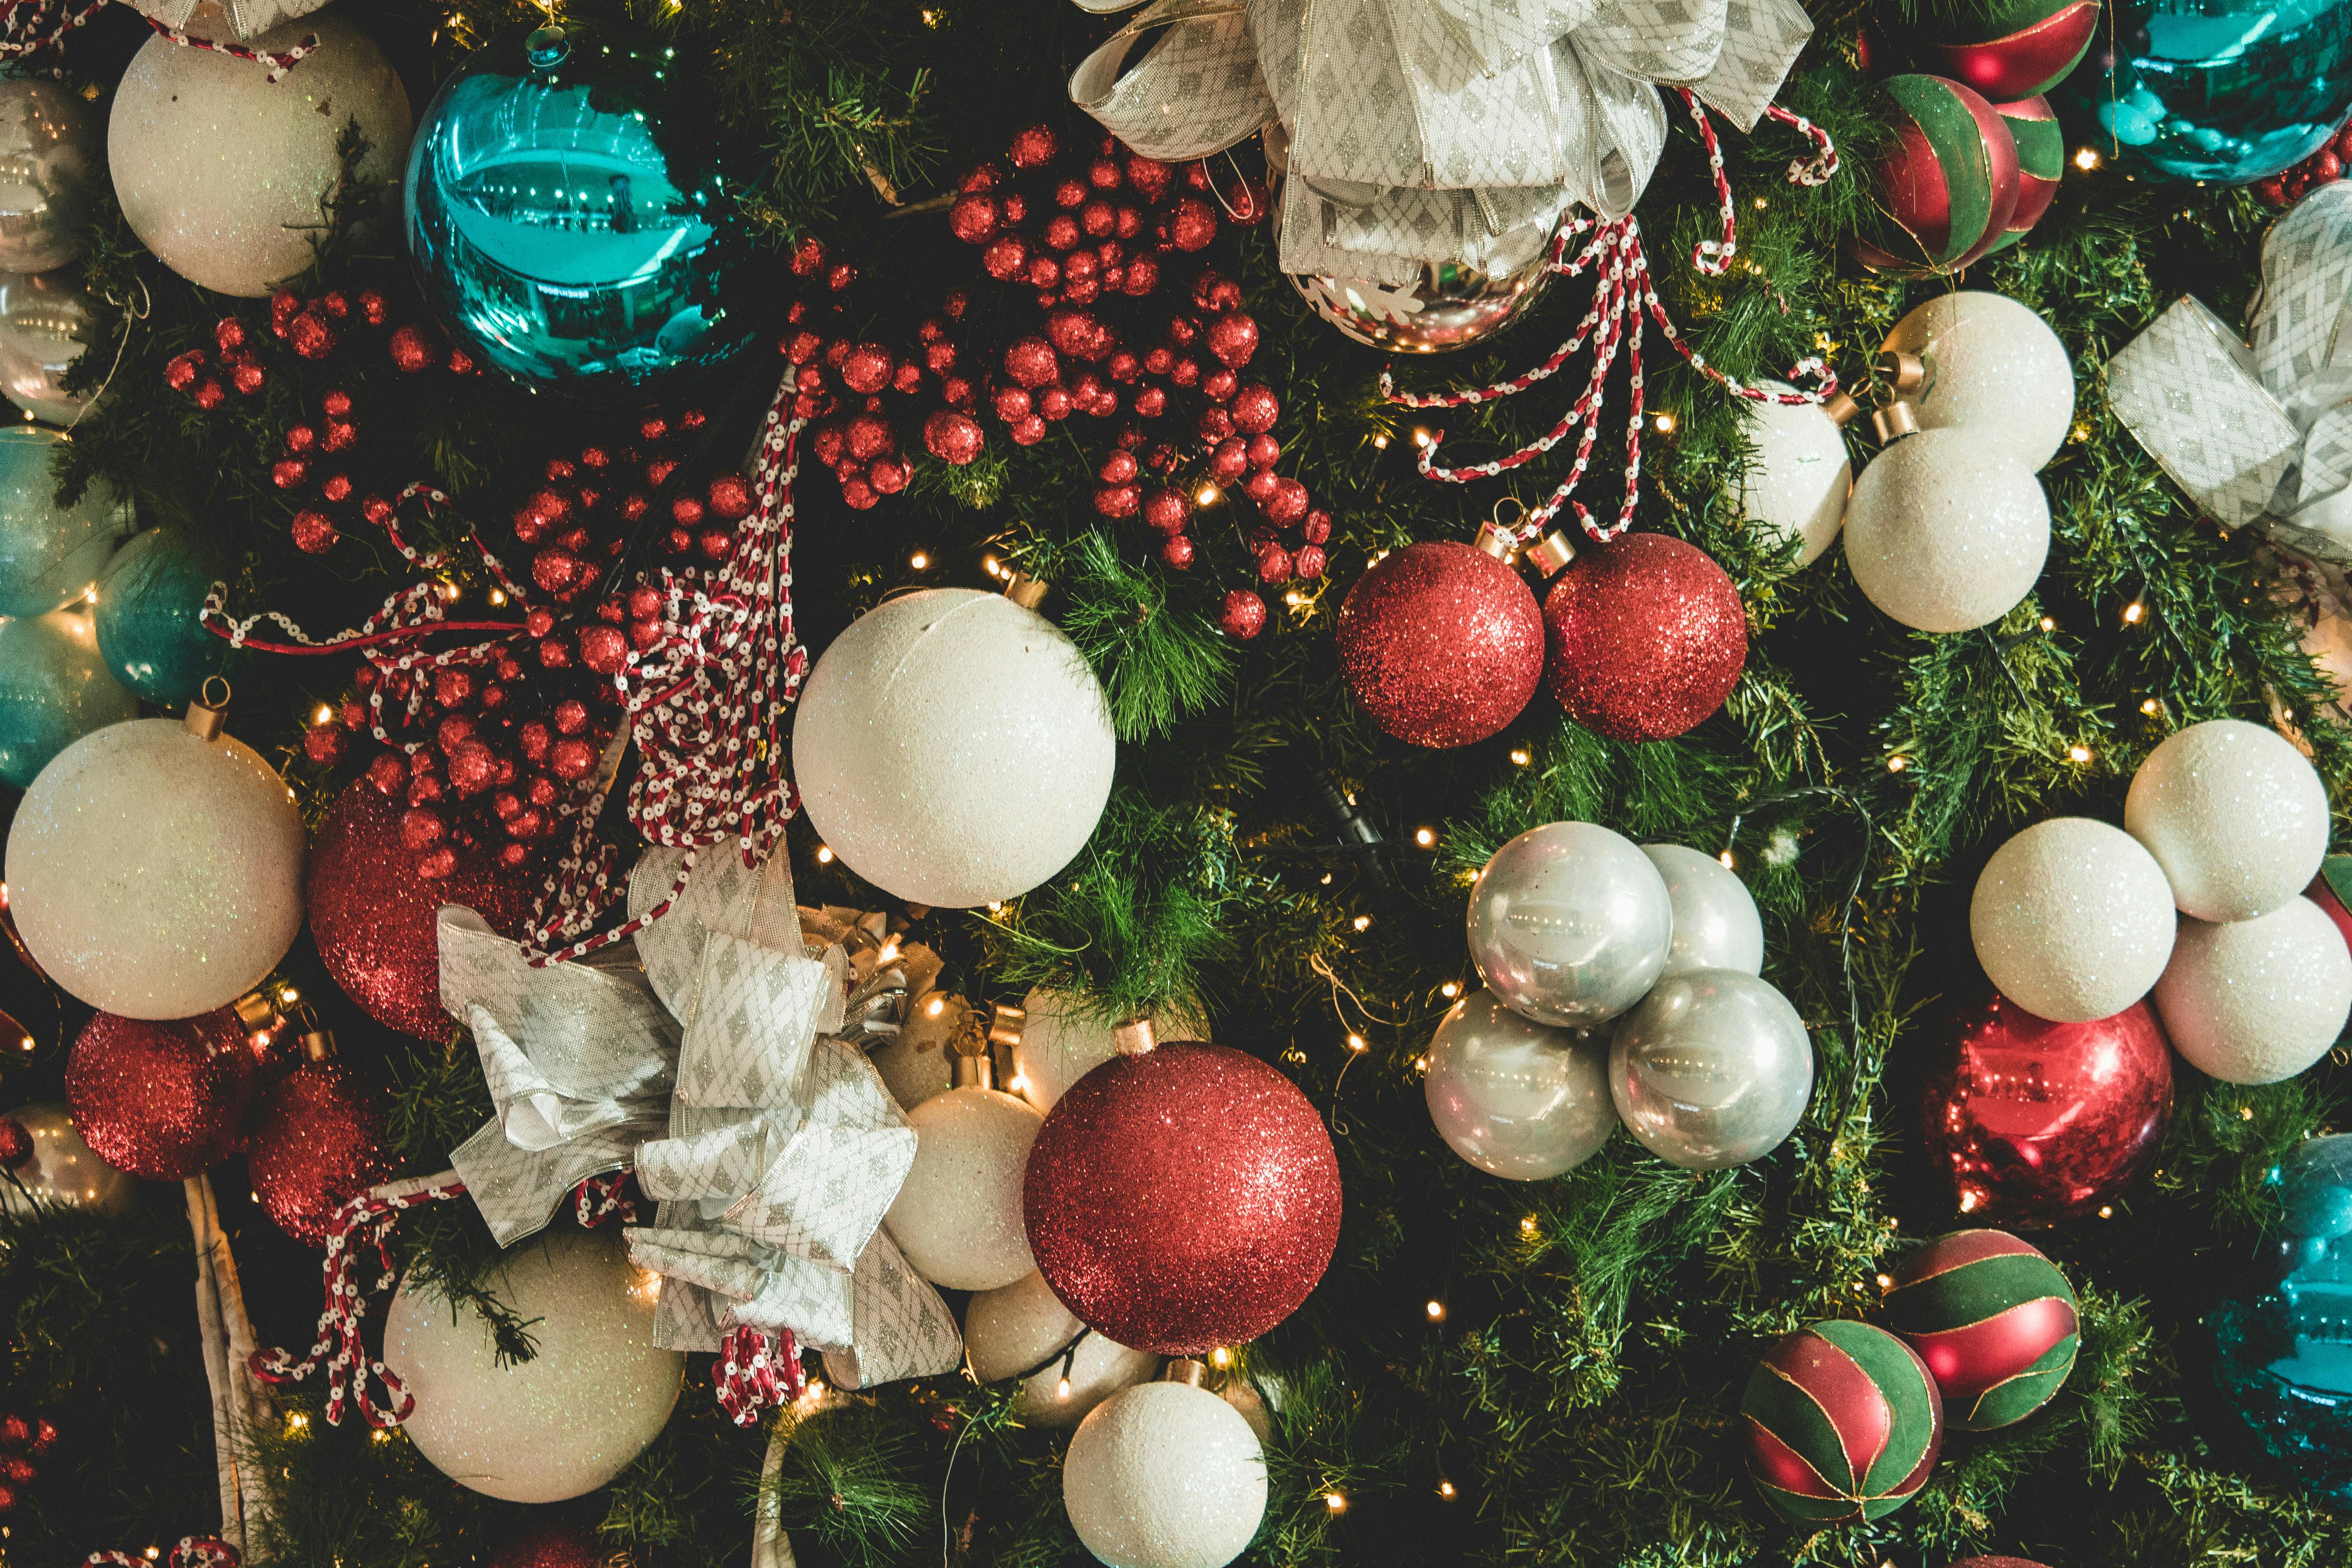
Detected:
left=1057, top=1376, right=1072, bottom=1399
left=2097, top=1205, right=2114, bottom=1218
left=1372, top=433, right=1390, bottom=450
left=909, top=551, right=930, bottom=570
left=1508, top=748, right=1531, bottom=766
left=489, top=588, right=507, bottom=606
left=815, top=845, right=834, bottom=863
left=1323, top=1493, right=1348, bottom=1513
left=1414, top=827, right=1436, bottom=847
left=16, top=1036, right=31, bottom=1052
left=1886, top=755, right=1909, bottom=772
left=2123, top=600, right=2145, bottom=624
left=1210, top=1347, right=1231, bottom=1367
left=1875, top=1273, right=1894, bottom=1290
left=1412, top=428, right=1432, bottom=446
left=2068, top=744, right=2092, bottom=764
left=1440, top=981, right=1460, bottom=998
left=1519, top=1215, right=1538, bottom=1236
left=2073, top=147, right=2101, bottom=171
left=1652, top=412, right=1676, bottom=433
left=2038, top=615, right=2056, bottom=632
left=983, top=554, right=1003, bottom=576
left=1425, top=1299, right=1446, bottom=1321
left=2140, top=697, right=2161, bottom=715
left=1717, top=850, right=1736, bottom=870
left=1351, top=914, right=1371, bottom=931
left=1346, top=1033, right=1368, bottom=1053
left=1438, top=1480, right=1458, bottom=1499
left=279, top=986, right=299, bottom=1005
left=1196, top=484, right=1220, bottom=506
left=312, top=703, right=334, bottom=724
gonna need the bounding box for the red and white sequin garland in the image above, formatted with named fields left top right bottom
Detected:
left=86, top=1536, right=240, bottom=1568
left=1384, top=93, right=1841, bottom=549
left=0, top=0, right=106, bottom=61
left=138, top=15, right=316, bottom=79
left=715, top=1323, right=805, bottom=1426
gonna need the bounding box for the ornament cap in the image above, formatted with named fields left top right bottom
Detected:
left=1474, top=520, right=1518, bottom=561
left=184, top=676, right=232, bottom=741
left=1876, top=349, right=1929, bottom=398
left=986, top=1001, right=1025, bottom=1052
left=1823, top=391, right=1864, bottom=428
left=1872, top=401, right=1922, bottom=444
left=230, top=988, right=279, bottom=1031
left=1112, top=1016, right=1157, bottom=1056
left=951, top=1048, right=995, bottom=1090
left=525, top=24, right=571, bottom=71
left=1527, top=529, right=1578, bottom=575
left=1002, top=571, right=1049, bottom=610
left=300, top=1025, right=336, bottom=1063
left=1162, top=1357, right=1212, bottom=1387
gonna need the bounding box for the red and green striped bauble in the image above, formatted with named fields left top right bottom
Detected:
left=1884, top=1230, right=2078, bottom=1431
left=1741, top=1319, right=1944, bottom=1524
left=1856, top=75, right=2021, bottom=275
left=1981, top=96, right=2062, bottom=255
left=1923, top=0, right=2101, bottom=102
left=1950, top=1559, right=2054, bottom=1568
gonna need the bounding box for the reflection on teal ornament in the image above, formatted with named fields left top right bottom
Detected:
left=93, top=528, right=233, bottom=707
left=2212, top=1133, right=2352, bottom=1501
left=0, top=608, right=134, bottom=788
left=403, top=23, right=755, bottom=394
left=0, top=426, right=130, bottom=617
left=2066, top=0, right=2352, bottom=183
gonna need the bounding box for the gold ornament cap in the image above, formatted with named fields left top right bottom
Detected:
left=1823, top=391, right=1864, bottom=428
left=1872, top=401, right=1921, bottom=443
left=986, top=1001, right=1025, bottom=1052
left=1162, top=1358, right=1212, bottom=1388
left=1875, top=350, right=1929, bottom=398
left=951, top=1049, right=995, bottom=1089
left=230, top=988, right=279, bottom=1030
left=1473, top=520, right=1517, bottom=561
left=184, top=676, right=231, bottom=741
left=1526, top=529, right=1578, bottom=575
left=1112, top=1016, right=1157, bottom=1056
left=1002, top=571, right=1049, bottom=610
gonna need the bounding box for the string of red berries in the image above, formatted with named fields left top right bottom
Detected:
left=0, top=1408, right=58, bottom=1514
left=2258, top=121, right=2352, bottom=206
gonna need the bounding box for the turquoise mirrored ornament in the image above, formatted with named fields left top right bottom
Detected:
left=93, top=527, right=233, bottom=707
left=0, top=607, right=134, bottom=788
left=403, top=24, right=755, bottom=394
left=0, top=426, right=129, bottom=616
left=2068, top=0, right=2352, bottom=183
left=2211, top=1134, right=2352, bottom=1499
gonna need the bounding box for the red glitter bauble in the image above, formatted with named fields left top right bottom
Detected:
left=1947, top=1560, right=2052, bottom=1568
left=1002, top=336, right=1060, bottom=388
left=1541, top=532, right=1747, bottom=742
left=1919, top=991, right=2173, bottom=1225
left=248, top=1059, right=395, bottom=1246
left=1167, top=196, right=1219, bottom=251
left=309, top=780, right=533, bottom=1040
left=923, top=410, right=985, bottom=466
left=1008, top=123, right=1058, bottom=169
left=947, top=191, right=1000, bottom=244
left=838, top=342, right=893, bottom=394
left=1220, top=589, right=1267, bottom=640
left=1024, top=1042, right=1341, bottom=1354
left=487, top=1523, right=608, bottom=1568
left=1337, top=541, right=1542, bottom=748
left=66, top=1010, right=256, bottom=1180
left=1205, top=311, right=1259, bottom=368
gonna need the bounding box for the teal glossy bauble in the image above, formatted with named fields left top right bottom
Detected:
left=93, top=528, right=234, bottom=707
left=403, top=23, right=756, bottom=394
left=0, top=426, right=128, bottom=616
left=2065, top=0, right=2352, bottom=183
left=0, top=608, right=134, bottom=788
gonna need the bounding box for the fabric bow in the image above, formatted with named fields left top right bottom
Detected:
left=2109, top=181, right=2352, bottom=563
left=1066, top=0, right=1813, bottom=283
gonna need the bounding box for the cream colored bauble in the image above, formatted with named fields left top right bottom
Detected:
left=626, top=843, right=800, bottom=1015
left=0, top=1101, right=137, bottom=1215
left=1969, top=818, right=2177, bottom=1023
left=882, top=1083, right=1042, bottom=1291
left=5, top=717, right=304, bottom=1019
left=868, top=1005, right=957, bottom=1111
left=2124, top=719, right=2328, bottom=922
left=792, top=588, right=1116, bottom=908
left=109, top=7, right=412, bottom=297
left=383, top=1227, right=681, bottom=1502
left=1738, top=382, right=1850, bottom=565
left=1012, top=988, right=1210, bottom=1109
left=1843, top=431, right=2049, bottom=633
left=2153, top=898, right=2352, bottom=1085
left=965, top=1269, right=1158, bottom=1427
left=1642, top=843, right=1765, bottom=977
left=1064, top=1379, right=1268, bottom=1568
left=1881, top=291, right=2075, bottom=471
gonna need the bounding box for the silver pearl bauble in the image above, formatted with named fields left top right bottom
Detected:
left=0, top=270, right=97, bottom=424
left=1288, top=251, right=1555, bottom=354
left=0, top=80, right=96, bottom=274
left=1643, top=844, right=1765, bottom=977
left=1608, top=969, right=1813, bottom=1170
left=1423, top=987, right=1612, bottom=1180
left=0, top=1101, right=137, bottom=1215
left=1466, top=822, right=1672, bottom=1027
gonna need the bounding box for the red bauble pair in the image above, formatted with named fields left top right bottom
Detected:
left=1336, top=533, right=1747, bottom=748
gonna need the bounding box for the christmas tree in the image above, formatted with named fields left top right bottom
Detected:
left=2, top=0, right=2351, bottom=1565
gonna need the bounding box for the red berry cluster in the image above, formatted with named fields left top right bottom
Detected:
left=274, top=388, right=364, bottom=555
left=509, top=409, right=755, bottom=599
left=2258, top=122, right=2352, bottom=206
left=0, top=1407, right=58, bottom=1514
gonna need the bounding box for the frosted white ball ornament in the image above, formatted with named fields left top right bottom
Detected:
left=1063, top=1376, right=1268, bottom=1568
left=1881, top=291, right=2076, bottom=471
left=1423, top=987, right=1613, bottom=1179
left=0, top=79, right=98, bottom=274
left=793, top=588, right=1117, bottom=909
left=1465, top=822, right=1673, bottom=1027
left=1969, top=818, right=2177, bottom=1023
left=882, top=1080, right=1043, bottom=1291
left=2153, top=897, right=2352, bottom=1085
left=5, top=713, right=304, bottom=1019
left=1843, top=430, right=2049, bottom=633
left=1738, top=382, right=1851, bottom=565
left=2125, top=719, right=2328, bottom=922
left=1643, top=843, right=1764, bottom=976
left=1012, top=987, right=1208, bottom=1110
left=109, top=10, right=412, bottom=297
left=382, top=1227, right=682, bottom=1503
left=965, top=1269, right=1159, bottom=1427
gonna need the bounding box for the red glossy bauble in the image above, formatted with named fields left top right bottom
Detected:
left=1918, top=992, right=2173, bottom=1225
left=309, top=779, right=533, bottom=1040
left=487, top=1522, right=608, bottom=1568
left=1948, top=1560, right=2052, bottom=1568
left=67, top=1009, right=257, bottom=1180
left=248, top=1059, right=396, bottom=1246
left=1541, top=533, right=1747, bottom=742
left=1024, top=1041, right=1342, bottom=1354
left=1337, top=541, right=1543, bottom=748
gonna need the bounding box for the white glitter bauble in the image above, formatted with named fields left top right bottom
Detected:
left=0, top=270, right=99, bottom=424
left=793, top=588, right=1116, bottom=909
left=1738, top=382, right=1850, bottom=565
left=0, top=1101, right=137, bottom=1215
left=108, top=8, right=412, bottom=298
left=1881, top=291, right=2075, bottom=471
left=5, top=717, right=304, bottom=1019
left=882, top=1083, right=1042, bottom=1291
left=383, top=1227, right=681, bottom=1503
left=2153, top=897, right=2352, bottom=1085
left=1422, top=987, right=1612, bottom=1180
left=1064, top=1379, right=1268, bottom=1568
left=0, top=80, right=98, bottom=274
left=1643, top=843, right=1765, bottom=976
left=2125, top=718, right=2328, bottom=922
left=1012, top=988, right=1210, bottom=1110
left=965, top=1269, right=1158, bottom=1427
left=1843, top=431, right=2049, bottom=633
left=1969, top=817, right=2177, bottom=1023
